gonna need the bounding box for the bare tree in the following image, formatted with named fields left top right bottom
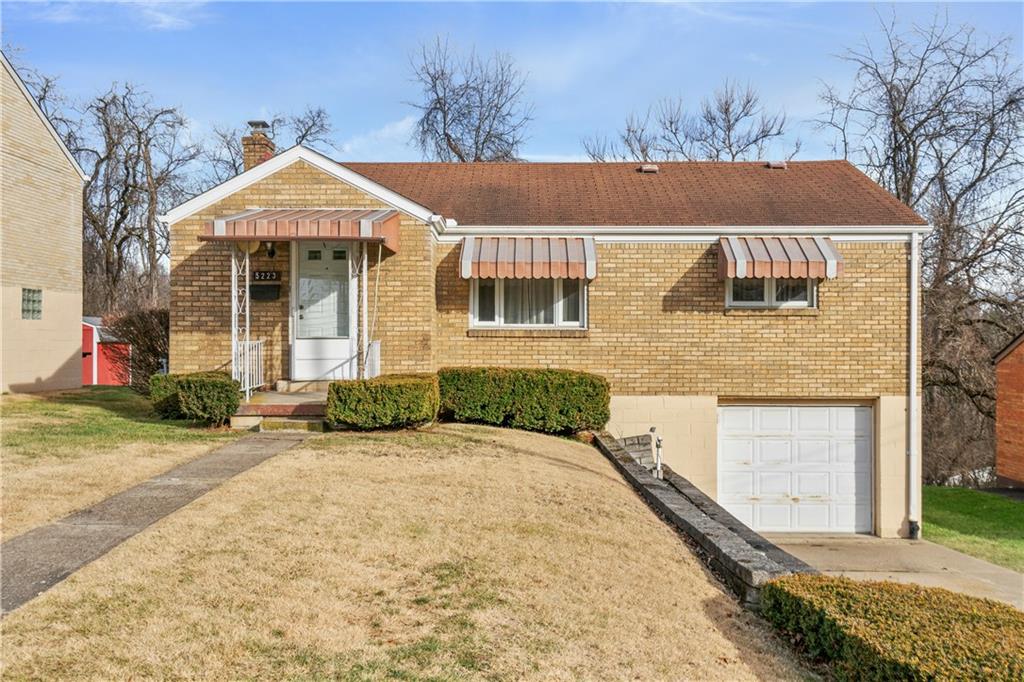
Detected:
left=410, top=38, right=533, bottom=162
left=201, top=106, right=335, bottom=185
left=70, top=84, right=200, bottom=313
left=583, top=82, right=799, bottom=162
left=819, top=12, right=1024, bottom=484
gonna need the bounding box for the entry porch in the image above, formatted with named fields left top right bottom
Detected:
left=200, top=208, right=401, bottom=400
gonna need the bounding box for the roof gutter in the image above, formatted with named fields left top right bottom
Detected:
left=434, top=224, right=932, bottom=239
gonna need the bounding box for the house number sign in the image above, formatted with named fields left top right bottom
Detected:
left=252, top=271, right=280, bottom=281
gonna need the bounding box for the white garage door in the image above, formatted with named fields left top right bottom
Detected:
left=718, top=405, right=873, bottom=533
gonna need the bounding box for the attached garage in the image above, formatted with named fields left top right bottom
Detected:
left=718, top=405, right=873, bottom=533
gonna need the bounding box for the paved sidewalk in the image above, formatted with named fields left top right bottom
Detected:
left=768, top=534, right=1024, bottom=609
left=1, top=431, right=310, bottom=615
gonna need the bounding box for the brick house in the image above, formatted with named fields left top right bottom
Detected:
left=164, top=124, right=929, bottom=538
left=1, top=51, right=86, bottom=393
left=994, top=331, right=1024, bottom=487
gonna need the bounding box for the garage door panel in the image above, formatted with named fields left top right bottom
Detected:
left=835, top=439, right=870, bottom=465
left=721, top=407, right=755, bottom=432
left=720, top=439, right=753, bottom=464
left=756, top=504, right=792, bottom=530
left=835, top=504, right=871, bottom=530
left=834, top=406, right=872, bottom=434
left=719, top=405, right=873, bottom=533
left=796, top=440, right=830, bottom=464
left=834, top=471, right=871, bottom=498
left=796, top=407, right=831, bottom=432
left=796, top=472, right=830, bottom=496
left=796, top=504, right=831, bottom=530
left=757, top=407, right=792, bottom=431
left=757, top=440, right=792, bottom=464
left=730, top=504, right=754, bottom=527
left=758, top=472, right=792, bottom=496
left=720, top=472, right=754, bottom=495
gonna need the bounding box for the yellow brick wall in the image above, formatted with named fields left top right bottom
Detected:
left=169, top=160, right=434, bottom=379
left=1, top=62, right=83, bottom=392
left=171, top=158, right=909, bottom=400
left=434, top=241, right=909, bottom=396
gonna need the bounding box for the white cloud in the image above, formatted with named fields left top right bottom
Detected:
left=338, top=115, right=417, bottom=160
left=136, top=2, right=207, bottom=31
left=30, top=1, right=209, bottom=31
left=744, top=52, right=770, bottom=66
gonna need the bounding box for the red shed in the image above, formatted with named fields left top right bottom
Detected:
left=82, top=317, right=130, bottom=386
left=994, top=330, right=1024, bottom=488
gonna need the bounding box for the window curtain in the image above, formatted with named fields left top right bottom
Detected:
left=504, top=280, right=554, bottom=324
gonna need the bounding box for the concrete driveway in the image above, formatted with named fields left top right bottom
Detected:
left=767, top=534, right=1023, bottom=609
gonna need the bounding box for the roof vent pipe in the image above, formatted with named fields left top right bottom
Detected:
left=766, top=160, right=788, bottom=170
left=638, top=163, right=660, bottom=173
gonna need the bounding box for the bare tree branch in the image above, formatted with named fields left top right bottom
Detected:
left=819, top=10, right=1024, bottom=483
left=583, top=82, right=799, bottom=162
left=409, top=37, right=533, bottom=162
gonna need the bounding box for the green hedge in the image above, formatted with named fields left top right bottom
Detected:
left=761, top=574, right=1024, bottom=681
left=438, top=367, right=610, bottom=434
left=327, top=374, right=439, bottom=430
left=149, top=373, right=184, bottom=418
left=149, top=371, right=238, bottom=425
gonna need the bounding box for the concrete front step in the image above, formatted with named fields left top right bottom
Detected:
left=260, top=417, right=326, bottom=432
left=275, top=380, right=333, bottom=393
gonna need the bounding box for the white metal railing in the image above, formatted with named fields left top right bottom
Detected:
left=234, top=339, right=266, bottom=400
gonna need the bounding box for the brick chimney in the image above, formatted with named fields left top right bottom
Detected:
left=242, top=120, right=275, bottom=170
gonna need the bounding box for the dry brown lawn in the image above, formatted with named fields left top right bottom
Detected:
left=1, top=424, right=810, bottom=681
left=0, top=388, right=236, bottom=541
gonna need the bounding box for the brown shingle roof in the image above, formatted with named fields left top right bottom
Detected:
left=344, top=159, right=925, bottom=227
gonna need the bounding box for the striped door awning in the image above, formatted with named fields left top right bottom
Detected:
left=718, top=236, right=843, bottom=279
left=200, top=209, right=400, bottom=252
left=459, top=237, right=597, bottom=279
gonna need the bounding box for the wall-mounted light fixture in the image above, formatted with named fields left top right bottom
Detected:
left=263, top=241, right=277, bottom=259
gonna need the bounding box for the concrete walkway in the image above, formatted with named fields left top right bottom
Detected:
left=1, top=432, right=310, bottom=615
left=769, top=534, right=1024, bottom=609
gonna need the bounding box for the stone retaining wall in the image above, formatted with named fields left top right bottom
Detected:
left=592, top=431, right=813, bottom=608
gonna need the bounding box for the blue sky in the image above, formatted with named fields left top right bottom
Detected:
left=3, top=1, right=1022, bottom=161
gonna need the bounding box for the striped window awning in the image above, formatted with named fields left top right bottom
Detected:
left=200, top=209, right=400, bottom=252
left=718, top=236, right=843, bottom=279
left=459, top=237, right=597, bottom=279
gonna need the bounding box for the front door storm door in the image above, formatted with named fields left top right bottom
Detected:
left=291, top=242, right=357, bottom=380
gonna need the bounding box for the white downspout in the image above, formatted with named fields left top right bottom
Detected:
left=908, top=231, right=921, bottom=539
left=361, top=242, right=369, bottom=379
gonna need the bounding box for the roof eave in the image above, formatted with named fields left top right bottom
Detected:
left=0, top=50, right=88, bottom=182
left=160, top=146, right=439, bottom=226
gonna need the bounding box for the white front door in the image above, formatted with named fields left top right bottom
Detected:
left=291, top=242, right=357, bottom=380
left=717, top=405, right=873, bottom=533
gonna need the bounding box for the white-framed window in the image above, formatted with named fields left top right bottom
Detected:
left=471, top=278, right=586, bottom=328
left=21, top=288, right=42, bottom=320
left=726, top=278, right=818, bottom=309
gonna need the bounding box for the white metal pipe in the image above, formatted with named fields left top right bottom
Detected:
left=230, top=248, right=238, bottom=386
left=244, top=249, right=251, bottom=401
left=361, top=242, right=369, bottom=379
left=908, top=231, right=921, bottom=538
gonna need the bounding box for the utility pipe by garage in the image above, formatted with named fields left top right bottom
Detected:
left=908, top=231, right=921, bottom=539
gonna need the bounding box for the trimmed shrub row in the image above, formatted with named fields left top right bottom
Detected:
left=761, top=573, right=1024, bottom=681
left=149, top=371, right=240, bottom=426
left=327, top=374, right=440, bottom=430
left=438, top=367, right=610, bottom=434
left=326, top=368, right=610, bottom=433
